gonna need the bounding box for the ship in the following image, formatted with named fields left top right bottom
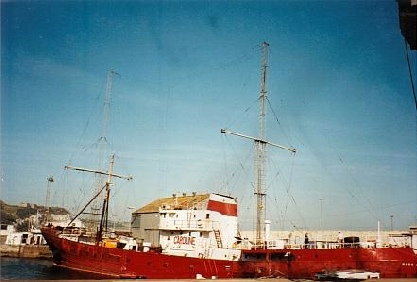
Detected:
left=41, top=43, right=417, bottom=279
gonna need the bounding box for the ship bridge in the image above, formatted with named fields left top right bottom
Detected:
left=130, top=193, right=239, bottom=252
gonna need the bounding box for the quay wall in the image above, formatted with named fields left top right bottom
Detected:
left=0, top=244, right=52, bottom=259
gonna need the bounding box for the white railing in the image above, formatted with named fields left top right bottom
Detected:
left=159, top=218, right=214, bottom=230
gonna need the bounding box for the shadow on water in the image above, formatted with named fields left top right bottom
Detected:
left=1, top=257, right=416, bottom=281
left=0, top=257, right=107, bottom=280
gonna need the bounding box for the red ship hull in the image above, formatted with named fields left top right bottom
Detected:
left=42, top=227, right=240, bottom=279
left=43, top=226, right=417, bottom=279
left=240, top=247, right=417, bottom=279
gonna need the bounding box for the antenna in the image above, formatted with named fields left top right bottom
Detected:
left=63, top=70, right=131, bottom=242
left=221, top=42, right=296, bottom=248
left=255, top=41, right=269, bottom=245
left=101, top=70, right=120, bottom=143
left=91, top=70, right=120, bottom=228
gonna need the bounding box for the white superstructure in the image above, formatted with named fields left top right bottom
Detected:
left=131, top=193, right=241, bottom=260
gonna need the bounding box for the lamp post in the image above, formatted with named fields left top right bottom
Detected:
left=127, top=206, right=135, bottom=235
left=390, top=215, right=393, bottom=231
left=320, top=198, right=324, bottom=230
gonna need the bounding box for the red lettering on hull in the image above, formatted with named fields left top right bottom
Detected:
left=173, top=236, right=195, bottom=246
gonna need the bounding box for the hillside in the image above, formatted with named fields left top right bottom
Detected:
left=0, top=200, right=69, bottom=225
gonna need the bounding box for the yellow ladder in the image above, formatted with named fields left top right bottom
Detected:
left=213, top=229, right=222, bottom=248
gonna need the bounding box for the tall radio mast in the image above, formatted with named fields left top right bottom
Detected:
left=91, top=70, right=120, bottom=224
left=221, top=42, right=296, bottom=248
left=255, top=41, right=269, bottom=244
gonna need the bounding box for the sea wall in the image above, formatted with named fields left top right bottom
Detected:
left=0, top=244, right=52, bottom=259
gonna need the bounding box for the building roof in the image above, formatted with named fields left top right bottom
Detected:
left=134, top=193, right=210, bottom=214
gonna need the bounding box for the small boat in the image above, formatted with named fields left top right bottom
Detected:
left=315, top=269, right=380, bottom=281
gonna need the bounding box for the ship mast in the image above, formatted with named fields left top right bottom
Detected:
left=64, top=70, right=132, bottom=241
left=101, top=70, right=119, bottom=145
left=90, top=70, right=119, bottom=228
left=256, top=41, right=269, bottom=245
left=221, top=42, right=296, bottom=248
left=65, top=154, right=132, bottom=243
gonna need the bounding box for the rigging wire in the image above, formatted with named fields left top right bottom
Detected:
left=143, top=45, right=258, bottom=98
left=66, top=182, right=107, bottom=227
left=267, top=151, right=307, bottom=230
left=59, top=73, right=122, bottom=219
left=336, top=156, right=381, bottom=224
left=264, top=94, right=305, bottom=229
left=57, top=81, right=104, bottom=212
left=67, top=78, right=106, bottom=165
left=404, top=38, right=417, bottom=114
left=222, top=97, right=259, bottom=133
left=221, top=134, right=256, bottom=229
left=222, top=134, right=255, bottom=193
left=308, top=129, right=385, bottom=229
left=266, top=97, right=295, bottom=148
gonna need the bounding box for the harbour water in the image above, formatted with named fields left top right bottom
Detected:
left=0, top=257, right=102, bottom=280
left=1, top=257, right=416, bottom=281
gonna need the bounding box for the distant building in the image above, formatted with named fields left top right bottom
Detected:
left=0, top=224, right=13, bottom=236
left=47, top=214, right=83, bottom=228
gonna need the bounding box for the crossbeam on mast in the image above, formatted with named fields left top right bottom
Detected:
left=220, top=129, right=296, bottom=153
left=65, top=154, right=132, bottom=243
left=65, top=165, right=133, bottom=180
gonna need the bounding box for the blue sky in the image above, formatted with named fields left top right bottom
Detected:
left=2, top=0, right=416, bottom=232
